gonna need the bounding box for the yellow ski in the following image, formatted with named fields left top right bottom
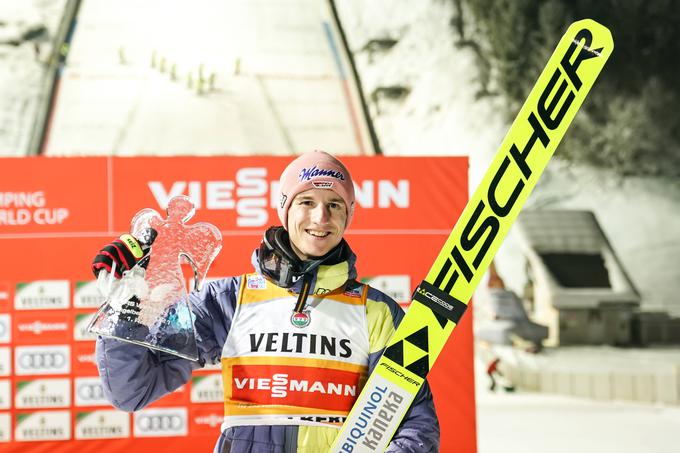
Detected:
left=331, top=19, right=613, bottom=452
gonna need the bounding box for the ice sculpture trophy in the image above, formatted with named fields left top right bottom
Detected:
left=88, top=195, right=222, bottom=361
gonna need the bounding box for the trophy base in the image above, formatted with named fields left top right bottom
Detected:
left=88, top=297, right=200, bottom=362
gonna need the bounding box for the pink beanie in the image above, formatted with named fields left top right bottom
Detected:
left=277, top=151, right=356, bottom=229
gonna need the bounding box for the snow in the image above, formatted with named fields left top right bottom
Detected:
left=43, top=0, right=372, bottom=156
left=473, top=349, right=680, bottom=452
left=476, top=386, right=680, bottom=453
left=0, top=0, right=66, bottom=155
left=1, top=1, right=680, bottom=451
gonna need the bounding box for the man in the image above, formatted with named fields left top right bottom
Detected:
left=93, top=151, right=440, bottom=452
left=486, top=357, right=501, bottom=392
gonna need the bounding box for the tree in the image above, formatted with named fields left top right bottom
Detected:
left=451, top=0, right=680, bottom=177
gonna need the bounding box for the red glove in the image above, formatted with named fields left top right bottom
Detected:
left=91, top=229, right=156, bottom=278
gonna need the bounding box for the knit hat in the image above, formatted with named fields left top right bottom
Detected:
left=277, top=151, right=356, bottom=229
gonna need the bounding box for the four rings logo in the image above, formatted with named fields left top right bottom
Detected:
left=20, top=352, right=66, bottom=368
left=134, top=409, right=188, bottom=437
left=76, top=382, right=106, bottom=404
left=138, top=414, right=183, bottom=430
left=15, top=346, right=70, bottom=375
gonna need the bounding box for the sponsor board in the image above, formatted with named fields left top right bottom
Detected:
left=100, top=156, right=466, bottom=232
left=190, top=374, right=223, bottom=403
left=0, top=156, right=473, bottom=451
left=74, top=376, right=108, bottom=407
left=0, top=314, right=9, bottom=343
left=190, top=405, right=223, bottom=436
left=0, top=159, right=108, bottom=233
left=15, top=378, right=71, bottom=409
left=14, top=345, right=71, bottom=376
left=133, top=407, right=188, bottom=437
left=74, top=313, right=97, bottom=341
left=143, top=168, right=410, bottom=229
left=0, top=412, right=9, bottom=442
left=0, top=189, right=70, bottom=227
left=230, top=365, right=359, bottom=411
left=74, top=281, right=107, bottom=308
left=0, top=379, right=10, bottom=409
left=75, top=410, right=130, bottom=439
left=13, top=312, right=70, bottom=344
left=360, top=275, right=411, bottom=307
left=0, top=347, right=10, bottom=376
left=14, top=410, right=71, bottom=441
left=14, top=281, right=70, bottom=310
left=72, top=343, right=98, bottom=376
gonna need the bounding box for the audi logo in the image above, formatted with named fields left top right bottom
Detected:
left=137, top=414, right=185, bottom=431
left=77, top=383, right=105, bottom=400
left=18, top=352, right=67, bottom=369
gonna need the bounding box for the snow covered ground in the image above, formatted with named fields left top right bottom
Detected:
left=476, top=382, right=680, bottom=453
left=473, top=343, right=680, bottom=452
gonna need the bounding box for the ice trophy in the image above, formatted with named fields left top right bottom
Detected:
left=88, top=195, right=222, bottom=361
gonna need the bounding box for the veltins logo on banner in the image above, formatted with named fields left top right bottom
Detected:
left=190, top=374, right=223, bottom=403
left=74, top=281, right=107, bottom=308
left=75, top=410, right=130, bottom=440
left=74, top=314, right=98, bottom=342
left=15, top=378, right=71, bottom=409
left=15, top=410, right=71, bottom=441
left=14, top=281, right=70, bottom=310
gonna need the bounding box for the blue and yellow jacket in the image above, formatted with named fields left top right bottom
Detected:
left=96, top=250, right=440, bottom=452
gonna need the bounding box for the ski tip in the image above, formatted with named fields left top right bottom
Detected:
left=567, top=19, right=614, bottom=57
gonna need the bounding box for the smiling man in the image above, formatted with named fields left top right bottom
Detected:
left=277, top=151, right=354, bottom=261
left=93, top=151, right=440, bottom=452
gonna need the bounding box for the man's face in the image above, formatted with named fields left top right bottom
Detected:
left=287, top=188, right=347, bottom=260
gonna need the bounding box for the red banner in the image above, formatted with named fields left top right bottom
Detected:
left=0, top=156, right=475, bottom=452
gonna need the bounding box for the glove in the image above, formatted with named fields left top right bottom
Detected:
left=92, top=229, right=157, bottom=278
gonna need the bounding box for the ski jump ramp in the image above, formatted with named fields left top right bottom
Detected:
left=43, top=0, right=375, bottom=156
